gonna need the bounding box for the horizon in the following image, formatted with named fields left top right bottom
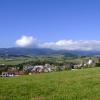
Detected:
left=0, top=0, right=100, bottom=50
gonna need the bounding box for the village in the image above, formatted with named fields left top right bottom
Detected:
left=0, top=58, right=98, bottom=77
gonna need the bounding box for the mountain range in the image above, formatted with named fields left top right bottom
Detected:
left=0, top=48, right=100, bottom=57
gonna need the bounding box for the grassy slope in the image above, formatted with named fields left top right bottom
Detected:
left=0, top=67, right=100, bottom=100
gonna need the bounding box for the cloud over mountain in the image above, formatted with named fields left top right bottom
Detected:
left=16, top=36, right=37, bottom=47
left=16, top=35, right=100, bottom=51
left=41, top=40, right=100, bottom=51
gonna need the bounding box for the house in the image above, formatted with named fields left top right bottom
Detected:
left=43, top=64, right=52, bottom=72
left=1, top=72, right=15, bottom=77
left=1, top=71, right=24, bottom=77
left=32, top=65, right=44, bottom=73
left=87, top=58, right=95, bottom=67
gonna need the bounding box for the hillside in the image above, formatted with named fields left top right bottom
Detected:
left=0, top=67, right=100, bottom=100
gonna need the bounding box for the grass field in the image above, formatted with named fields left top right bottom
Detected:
left=0, top=56, right=97, bottom=65
left=0, top=67, right=100, bottom=100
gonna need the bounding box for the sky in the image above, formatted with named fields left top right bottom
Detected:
left=0, top=0, right=100, bottom=50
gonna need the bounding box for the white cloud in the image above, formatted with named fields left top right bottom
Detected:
left=15, top=35, right=100, bottom=51
left=40, top=40, right=100, bottom=51
left=16, top=35, right=37, bottom=47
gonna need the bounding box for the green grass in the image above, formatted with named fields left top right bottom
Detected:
left=0, top=67, right=100, bottom=100
left=0, top=56, right=97, bottom=65
left=0, top=57, right=33, bottom=65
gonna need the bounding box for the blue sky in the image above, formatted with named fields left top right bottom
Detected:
left=0, top=0, right=100, bottom=49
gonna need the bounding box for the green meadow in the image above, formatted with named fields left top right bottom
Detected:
left=0, top=67, right=100, bottom=100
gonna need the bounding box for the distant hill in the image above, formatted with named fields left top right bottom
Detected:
left=0, top=48, right=76, bottom=57
left=0, top=47, right=100, bottom=57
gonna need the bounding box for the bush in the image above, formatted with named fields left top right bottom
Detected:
left=95, top=63, right=100, bottom=67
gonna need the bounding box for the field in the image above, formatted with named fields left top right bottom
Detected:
left=0, top=67, right=100, bottom=100
left=0, top=56, right=98, bottom=65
